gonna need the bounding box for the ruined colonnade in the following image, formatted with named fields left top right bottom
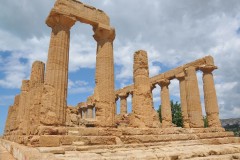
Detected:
left=115, top=55, right=222, bottom=128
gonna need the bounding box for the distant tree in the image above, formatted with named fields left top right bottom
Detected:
left=203, top=116, right=208, bottom=128
left=157, top=100, right=183, bottom=127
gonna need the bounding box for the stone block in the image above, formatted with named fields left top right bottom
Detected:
left=37, top=147, right=65, bottom=154
left=61, top=136, right=73, bottom=145
left=39, top=136, right=60, bottom=147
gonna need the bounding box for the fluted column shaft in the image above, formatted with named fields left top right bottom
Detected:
left=30, top=61, right=45, bottom=88
left=185, top=66, right=204, bottom=128
left=176, top=73, right=190, bottom=128
left=43, top=15, right=75, bottom=125
left=200, top=65, right=221, bottom=127
left=82, top=107, right=87, bottom=119
left=159, top=79, right=172, bottom=128
left=17, top=80, right=30, bottom=135
left=93, top=27, right=115, bottom=127
left=119, top=94, right=128, bottom=115
left=87, top=105, right=94, bottom=118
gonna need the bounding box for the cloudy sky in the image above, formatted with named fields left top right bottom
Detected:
left=0, top=0, right=240, bottom=135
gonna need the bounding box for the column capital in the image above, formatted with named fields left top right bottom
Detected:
left=150, top=84, right=156, bottom=91
left=199, top=65, right=217, bottom=73
left=93, top=25, right=115, bottom=42
left=119, top=93, right=129, bottom=99
left=158, top=79, right=170, bottom=87
left=175, top=72, right=185, bottom=81
left=46, top=14, right=76, bottom=31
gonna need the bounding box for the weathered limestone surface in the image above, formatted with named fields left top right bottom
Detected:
left=200, top=65, right=221, bottom=128
left=29, top=61, right=45, bottom=88
left=50, top=0, right=110, bottom=26
left=17, top=80, right=30, bottom=135
left=158, top=79, right=172, bottom=128
left=130, top=50, right=160, bottom=128
left=93, top=27, right=115, bottom=127
left=176, top=73, right=190, bottom=128
left=66, top=106, right=79, bottom=127
left=185, top=66, right=204, bottom=128
left=42, top=14, right=75, bottom=126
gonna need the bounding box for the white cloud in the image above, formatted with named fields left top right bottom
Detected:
left=68, top=79, right=94, bottom=94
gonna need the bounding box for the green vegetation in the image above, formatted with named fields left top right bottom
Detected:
left=157, top=100, right=183, bottom=127
left=157, top=100, right=239, bottom=137
left=224, top=124, right=240, bottom=137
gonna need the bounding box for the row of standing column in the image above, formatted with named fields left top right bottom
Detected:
left=159, top=65, right=221, bottom=128
left=116, top=65, right=221, bottom=128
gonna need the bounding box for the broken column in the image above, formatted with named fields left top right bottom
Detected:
left=185, top=66, right=204, bottom=128
left=28, top=61, right=45, bottom=134
left=176, top=73, right=190, bottom=128
left=119, top=93, right=128, bottom=115
left=200, top=65, right=221, bottom=127
left=29, top=61, right=45, bottom=88
left=42, top=14, right=75, bottom=125
left=17, top=80, right=30, bottom=135
left=131, top=50, right=160, bottom=128
left=158, top=79, right=172, bottom=128
left=93, top=26, right=115, bottom=127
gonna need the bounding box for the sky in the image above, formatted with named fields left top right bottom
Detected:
left=0, top=0, right=240, bottom=135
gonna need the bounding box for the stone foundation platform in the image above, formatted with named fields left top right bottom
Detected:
left=2, top=127, right=236, bottom=147
left=1, top=136, right=240, bottom=160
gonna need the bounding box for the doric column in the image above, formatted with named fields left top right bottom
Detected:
left=200, top=65, right=221, bottom=127
left=131, top=50, right=160, bottom=128
left=185, top=66, right=204, bottom=128
left=82, top=106, right=88, bottom=119
left=158, top=79, right=172, bottom=128
left=18, top=80, right=30, bottom=134
left=119, top=93, right=128, bottom=115
left=30, top=61, right=45, bottom=88
left=87, top=105, right=94, bottom=118
left=176, top=73, right=190, bottom=128
left=78, top=108, right=82, bottom=120
left=42, top=14, right=75, bottom=125
left=93, top=26, right=115, bottom=127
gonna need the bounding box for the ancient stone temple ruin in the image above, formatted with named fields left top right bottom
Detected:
left=1, top=0, right=240, bottom=159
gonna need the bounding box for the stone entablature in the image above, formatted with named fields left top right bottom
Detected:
left=115, top=55, right=221, bottom=128
left=115, top=55, right=214, bottom=96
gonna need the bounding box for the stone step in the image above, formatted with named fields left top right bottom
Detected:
left=63, top=137, right=240, bottom=152
left=188, top=153, right=240, bottom=160
left=56, top=142, right=240, bottom=160
left=68, top=132, right=234, bottom=147
left=67, top=127, right=226, bottom=136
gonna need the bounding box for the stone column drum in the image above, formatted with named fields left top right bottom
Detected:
left=176, top=73, right=190, bottom=128
left=93, top=27, right=116, bottom=127
left=185, top=66, right=204, bottom=128
left=131, top=50, right=160, bottom=128
left=29, top=61, right=45, bottom=88
left=42, top=14, right=75, bottom=125
left=82, top=106, right=88, bottom=119
left=158, top=79, right=172, bottom=128
left=200, top=65, right=221, bottom=127
left=28, top=61, right=45, bottom=135
left=17, top=80, right=30, bottom=135
left=119, top=93, right=128, bottom=115
left=87, top=105, right=94, bottom=119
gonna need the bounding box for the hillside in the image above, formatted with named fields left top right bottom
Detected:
left=221, top=118, right=240, bottom=137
